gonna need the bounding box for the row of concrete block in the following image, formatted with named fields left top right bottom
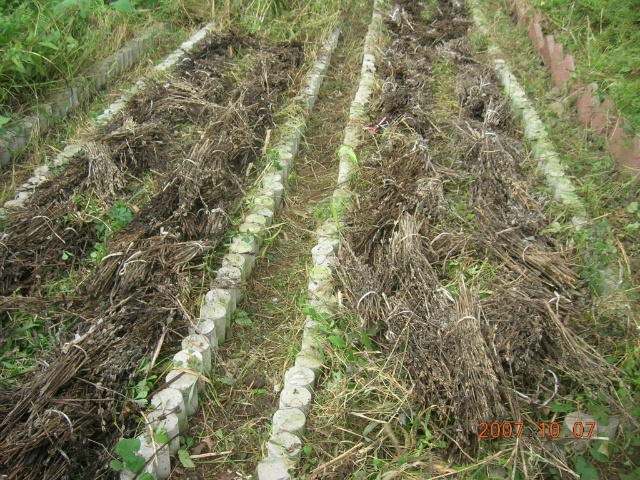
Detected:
left=0, top=29, right=161, bottom=168
left=470, top=1, right=628, bottom=298
left=1, top=26, right=214, bottom=219
left=469, top=1, right=586, bottom=222
left=256, top=220, right=340, bottom=479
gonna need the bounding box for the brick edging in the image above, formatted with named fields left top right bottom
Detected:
left=509, top=0, right=640, bottom=174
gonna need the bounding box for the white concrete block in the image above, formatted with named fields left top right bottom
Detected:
left=182, top=334, right=212, bottom=371
left=200, top=298, right=230, bottom=346
left=165, top=370, right=199, bottom=416
left=229, top=241, right=256, bottom=274
left=257, top=457, right=291, bottom=480
left=279, top=385, right=312, bottom=414
left=215, top=266, right=244, bottom=303
left=263, top=181, right=284, bottom=207
left=272, top=408, right=306, bottom=437
left=294, top=353, right=323, bottom=378
left=284, top=366, right=315, bottom=393
left=249, top=206, right=274, bottom=228
left=138, top=433, right=170, bottom=480
left=150, top=388, right=187, bottom=431
left=222, top=252, right=250, bottom=281
left=205, top=288, right=235, bottom=319
left=267, top=432, right=302, bottom=461
left=246, top=213, right=268, bottom=228
left=173, top=349, right=204, bottom=373
left=147, top=410, right=180, bottom=454
left=231, top=234, right=259, bottom=255
left=311, top=243, right=335, bottom=268
left=254, top=195, right=276, bottom=211
left=191, top=318, right=219, bottom=349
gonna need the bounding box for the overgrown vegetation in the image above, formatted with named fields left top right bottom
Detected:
left=0, top=0, right=213, bottom=121
left=531, top=0, right=640, bottom=133
left=331, top=0, right=640, bottom=478
left=0, top=24, right=308, bottom=477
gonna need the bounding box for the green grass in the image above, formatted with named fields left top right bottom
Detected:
left=0, top=0, right=210, bottom=126
left=232, top=0, right=341, bottom=42
left=531, top=0, right=640, bottom=133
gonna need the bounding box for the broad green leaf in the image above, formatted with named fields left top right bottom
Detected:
left=216, top=377, right=235, bottom=386
left=0, top=116, right=10, bottom=127
left=11, top=56, right=25, bottom=73
left=360, top=328, right=373, bottom=350
left=328, top=335, right=346, bottom=349
left=110, top=459, right=123, bottom=471
left=548, top=401, right=573, bottom=412
left=589, top=442, right=610, bottom=462
left=115, top=438, right=144, bottom=473
left=178, top=449, right=195, bottom=468
left=124, top=454, right=145, bottom=474
left=235, top=315, right=253, bottom=326
left=111, top=0, right=134, bottom=13
left=38, top=41, right=59, bottom=50
left=53, top=0, right=79, bottom=16
left=574, top=456, right=599, bottom=480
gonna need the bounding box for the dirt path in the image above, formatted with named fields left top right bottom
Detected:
left=169, top=6, right=371, bottom=479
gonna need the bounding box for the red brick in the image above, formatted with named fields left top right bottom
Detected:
left=541, top=35, right=554, bottom=66
left=591, top=98, right=616, bottom=137
left=551, top=42, right=564, bottom=83
left=576, top=84, right=596, bottom=126
left=606, top=117, right=627, bottom=158
left=516, top=3, right=532, bottom=25
left=529, top=22, right=544, bottom=50
left=617, top=134, right=640, bottom=176
left=570, top=75, right=584, bottom=93
left=555, top=54, right=574, bottom=89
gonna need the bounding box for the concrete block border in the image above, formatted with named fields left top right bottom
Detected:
left=0, top=24, right=215, bottom=218
left=255, top=1, right=384, bottom=478
left=116, top=27, right=343, bottom=480
left=0, top=28, right=164, bottom=169
left=508, top=0, right=640, bottom=173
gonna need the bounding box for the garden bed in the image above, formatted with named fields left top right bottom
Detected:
left=0, top=30, right=303, bottom=479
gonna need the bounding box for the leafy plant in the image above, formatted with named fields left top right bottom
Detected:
left=110, top=438, right=153, bottom=480
left=234, top=309, right=253, bottom=327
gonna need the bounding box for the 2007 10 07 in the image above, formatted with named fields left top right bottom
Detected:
left=478, top=421, right=596, bottom=438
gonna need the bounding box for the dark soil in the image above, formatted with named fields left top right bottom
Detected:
left=340, top=0, right=634, bottom=467
left=0, top=31, right=303, bottom=480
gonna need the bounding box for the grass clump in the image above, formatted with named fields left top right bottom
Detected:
left=0, top=0, right=210, bottom=123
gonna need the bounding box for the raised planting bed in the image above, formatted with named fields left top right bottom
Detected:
left=0, top=28, right=305, bottom=479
